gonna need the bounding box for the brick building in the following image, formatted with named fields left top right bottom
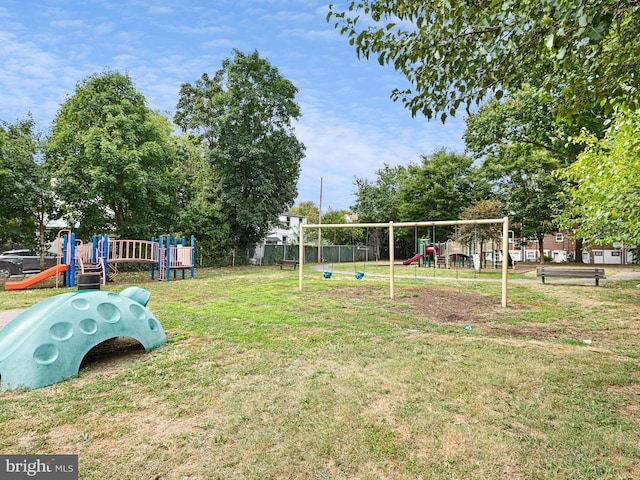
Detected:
left=508, top=232, right=635, bottom=264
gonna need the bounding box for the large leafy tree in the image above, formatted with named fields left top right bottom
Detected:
left=320, top=208, right=360, bottom=245
left=0, top=117, right=38, bottom=245
left=175, top=50, right=305, bottom=252
left=352, top=164, right=407, bottom=256
left=352, top=150, right=486, bottom=251
left=479, top=145, right=566, bottom=265
left=290, top=201, right=319, bottom=243
left=46, top=71, right=181, bottom=239
left=331, top=1, right=639, bottom=251
left=464, top=89, right=580, bottom=263
left=557, top=107, right=640, bottom=248
left=398, top=149, right=488, bottom=242
left=178, top=166, right=232, bottom=261
left=464, top=86, right=603, bottom=163
left=352, top=164, right=406, bottom=223
left=328, top=1, right=639, bottom=121
left=291, top=201, right=319, bottom=225
left=0, top=117, right=57, bottom=259
left=457, top=199, right=505, bottom=243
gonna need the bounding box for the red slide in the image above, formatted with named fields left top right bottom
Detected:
left=4, top=264, right=68, bottom=291
left=402, top=253, right=424, bottom=265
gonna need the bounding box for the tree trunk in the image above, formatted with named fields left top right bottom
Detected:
left=537, top=232, right=546, bottom=265
left=38, top=207, right=47, bottom=271
left=574, top=238, right=584, bottom=263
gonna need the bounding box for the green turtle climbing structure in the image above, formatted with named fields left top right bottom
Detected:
left=0, top=286, right=167, bottom=391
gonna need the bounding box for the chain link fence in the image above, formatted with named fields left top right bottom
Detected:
left=251, top=244, right=378, bottom=266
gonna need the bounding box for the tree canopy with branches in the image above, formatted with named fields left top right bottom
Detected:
left=328, top=0, right=639, bottom=122
left=46, top=71, right=182, bottom=239
left=175, top=50, right=305, bottom=252
left=557, top=107, right=640, bottom=248
left=0, top=116, right=57, bottom=256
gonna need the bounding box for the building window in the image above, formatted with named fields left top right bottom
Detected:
left=555, top=233, right=564, bottom=242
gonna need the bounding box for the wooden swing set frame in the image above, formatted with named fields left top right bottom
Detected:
left=299, top=217, right=510, bottom=308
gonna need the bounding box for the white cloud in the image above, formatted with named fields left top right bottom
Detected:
left=147, top=6, right=174, bottom=15
left=200, top=38, right=238, bottom=50
left=50, top=19, right=84, bottom=28
left=259, top=10, right=315, bottom=23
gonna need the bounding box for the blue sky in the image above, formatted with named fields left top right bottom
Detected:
left=0, top=0, right=466, bottom=211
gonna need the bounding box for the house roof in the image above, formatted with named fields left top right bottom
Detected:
left=282, top=211, right=306, bottom=218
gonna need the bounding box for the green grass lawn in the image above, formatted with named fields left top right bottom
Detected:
left=1, top=266, right=639, bottom=479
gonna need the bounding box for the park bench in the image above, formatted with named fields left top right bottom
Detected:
left=536, top=266, right=606, bottom=286
left=276, top=259, right=299, bottom=270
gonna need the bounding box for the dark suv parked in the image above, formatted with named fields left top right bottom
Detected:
left=0, top=250, right=58, bottom=278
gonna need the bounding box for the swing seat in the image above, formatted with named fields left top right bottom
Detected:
left=323, top=271, right=332, bottom=279
left=354, top=271, right=364, bottom=280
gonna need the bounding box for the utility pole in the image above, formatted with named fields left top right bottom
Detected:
left=317, top=177, right=323, bottom=263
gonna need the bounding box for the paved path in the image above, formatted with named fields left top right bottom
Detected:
left=607, top=268, right=640, bottom=281
left=311, top=264, right=640, bottom=284
left=0, top=308, right=26, bottom=328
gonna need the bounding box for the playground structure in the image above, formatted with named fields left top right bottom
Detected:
left=0, top=286, right=167, bottom=390
left=402, top=244, right=440, bottom=266
left=299, top=218, right=511, bottom=308
left=4, top=231, right=195, bottom=291
left=403, top=236, right=510, bottom=270
left=438, top=238, right=510, bottom=270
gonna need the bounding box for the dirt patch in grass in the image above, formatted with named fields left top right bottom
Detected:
left=608, top=383, right=640, bottom=423
left=324, top=285, right=599, bottom=344
left=329, top=284, right=513, bottom=323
